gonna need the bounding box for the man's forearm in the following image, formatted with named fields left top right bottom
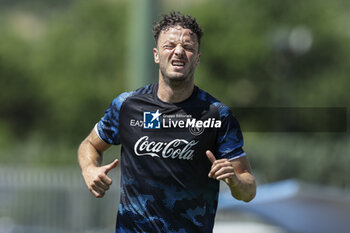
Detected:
left=78, top=139, right=103, bottom=172
left=77, top=132, right=116, bottom=198
left=226, top=172, right=256, bottom=202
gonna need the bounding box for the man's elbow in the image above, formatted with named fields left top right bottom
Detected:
left=233, top=193, right=255, bottom=203
left=242, top=191, right=256, bottom=202
left=232, top=185, right=256, bottom=203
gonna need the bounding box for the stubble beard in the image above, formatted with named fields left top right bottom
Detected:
left=160, top=64, right=195, bottom=88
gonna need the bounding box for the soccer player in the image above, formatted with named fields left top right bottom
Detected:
left=78, top=11, right=256, bottom=233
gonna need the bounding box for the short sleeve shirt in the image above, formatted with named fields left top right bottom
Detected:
left=96, top=83, right=245, bottom=233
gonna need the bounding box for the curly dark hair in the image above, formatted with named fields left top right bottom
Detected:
left=152, top=11, right=203, bottom=47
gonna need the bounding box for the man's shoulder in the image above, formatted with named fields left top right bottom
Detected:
left=110, top=84, right=154, bottom=107
left=195, top=86, right=231, bottom=116
left=195, top=86, right=220, bottom=104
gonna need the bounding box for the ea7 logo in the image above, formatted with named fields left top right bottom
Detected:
left=143, top=110, right=161, bottom=129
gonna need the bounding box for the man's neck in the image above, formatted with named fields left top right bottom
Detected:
left=157, top=75, right=194, bottom=103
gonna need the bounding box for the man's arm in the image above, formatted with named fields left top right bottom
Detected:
left=206, top=150, right=256, bottom=202
left=78, top=128, right=118, bottom=198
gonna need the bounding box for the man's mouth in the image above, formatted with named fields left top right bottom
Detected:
left=171, top=60, right=185, bottom=67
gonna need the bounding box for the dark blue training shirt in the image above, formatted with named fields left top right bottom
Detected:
left=96, top=83, right=245, bottom=233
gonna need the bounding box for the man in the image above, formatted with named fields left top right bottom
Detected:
left=78, top=11, right=256, bottom=233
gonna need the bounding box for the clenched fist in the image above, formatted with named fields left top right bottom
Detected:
left=82, top=159, right=119, bottom=198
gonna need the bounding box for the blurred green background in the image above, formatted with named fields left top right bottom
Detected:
left=0, top=0, right=349, bottom=232
left=0, top=0, right=349, bottom=188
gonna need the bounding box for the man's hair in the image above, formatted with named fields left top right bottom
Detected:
left=152, top=11, right=203, bottom=47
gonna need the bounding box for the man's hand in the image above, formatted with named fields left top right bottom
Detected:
left=206, top=150, right=256, bottom=202
left=82, top=158, right=119, bottom=198
left=206, top=150, right=239, bottom=187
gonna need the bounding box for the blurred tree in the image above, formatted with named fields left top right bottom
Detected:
left=32, top=0, right=129, bottom=145
left=0, top=37, right=45, bottom=139
left=0, top=0, right=129, bottom=163
left=191, top=0, right=350, bottom=107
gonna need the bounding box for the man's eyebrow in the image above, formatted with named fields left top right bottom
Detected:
left=160, top=37, right=196, bottom=45
left=161, top=40, right=176, bottom=45
left=183, top=40, right=195, bottom=44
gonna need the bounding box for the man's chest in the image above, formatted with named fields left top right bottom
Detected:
left=118, top=102, right=220, bottom=162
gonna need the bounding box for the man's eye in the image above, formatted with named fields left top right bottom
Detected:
left=184, top=45, right=195, bottom=51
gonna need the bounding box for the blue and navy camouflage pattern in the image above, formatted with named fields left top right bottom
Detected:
left=96, top=83, right=245, bottom=233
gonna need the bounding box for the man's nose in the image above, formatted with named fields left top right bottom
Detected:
left=174, top=44, right=185, bottom=56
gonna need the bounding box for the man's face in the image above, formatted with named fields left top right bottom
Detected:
left=153, top=26, right=201, bottom=83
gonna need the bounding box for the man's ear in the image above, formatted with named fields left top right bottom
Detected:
left=195, top=53, right=201, bottom=67
left=153, top=48, right=159, bottom=64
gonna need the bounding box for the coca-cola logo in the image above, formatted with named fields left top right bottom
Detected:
left=134, top=136, right=198, bottom=160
